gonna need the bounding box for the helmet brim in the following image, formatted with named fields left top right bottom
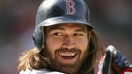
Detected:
left=39, top=16, right=93, bottom=29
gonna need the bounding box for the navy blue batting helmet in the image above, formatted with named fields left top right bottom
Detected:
left=33, top=0, right=93, bottom=49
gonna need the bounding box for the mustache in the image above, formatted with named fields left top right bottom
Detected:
left=55, top=48, right=81, bottom=53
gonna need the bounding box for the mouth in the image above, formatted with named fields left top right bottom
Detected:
left=57, top=52, right=78, bottom=64
left=59, top=52, right=76, bottom=59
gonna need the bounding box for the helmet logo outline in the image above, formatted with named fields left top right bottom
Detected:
left=66, top=0, right=76, bottom=15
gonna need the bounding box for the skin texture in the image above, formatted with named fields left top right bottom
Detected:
left=44, top=24, right=91, bottom=74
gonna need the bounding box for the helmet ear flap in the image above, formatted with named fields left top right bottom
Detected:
left=32, top=27, right=43, bottom=50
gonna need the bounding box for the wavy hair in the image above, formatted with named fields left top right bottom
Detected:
left=17, top=29, right=105, bottom=74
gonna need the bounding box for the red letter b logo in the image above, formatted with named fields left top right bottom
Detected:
left=66, top=0, right=76, bottom=15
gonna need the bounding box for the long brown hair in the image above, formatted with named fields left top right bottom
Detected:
left=17, top=29, right=105, bottom=74
left=79, top=30, right=105, bottom=74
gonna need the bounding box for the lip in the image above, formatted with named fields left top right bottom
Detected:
left=56, top=52, right=79, bottom=64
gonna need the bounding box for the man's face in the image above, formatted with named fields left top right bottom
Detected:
left=44, top=24, right=90, bottom=73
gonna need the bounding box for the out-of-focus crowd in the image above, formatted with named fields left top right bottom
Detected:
left=0, top=0, right=131, bottom=74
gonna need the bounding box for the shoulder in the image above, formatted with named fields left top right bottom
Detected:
left=19, top=68, right=47, bottom=74
left=19, top=68, right=64, bottom=74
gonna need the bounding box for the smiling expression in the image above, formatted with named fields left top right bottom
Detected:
left=44, top=24, right=91, bottom=66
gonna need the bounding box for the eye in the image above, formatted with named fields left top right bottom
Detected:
left=73, top=33, right=84, bottom=36
left=53, top=32, right=64, bottom=36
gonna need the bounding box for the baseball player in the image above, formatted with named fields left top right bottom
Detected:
left=17, top=0, right=132, bottom=74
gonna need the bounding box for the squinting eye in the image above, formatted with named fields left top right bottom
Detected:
left=74, top=33, right=84, bottom=36
left=54, top=32, right=63, bottom=36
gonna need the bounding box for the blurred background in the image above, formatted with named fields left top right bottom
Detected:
left=0, top=0, right=131, bottom=74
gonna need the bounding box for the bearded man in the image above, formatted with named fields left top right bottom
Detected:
left=17, top=0, right=132, bottom=74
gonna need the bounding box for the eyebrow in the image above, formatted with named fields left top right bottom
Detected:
left=46, top=26, right=65, bottom=32
left=46, top=25, right=87, bottom=33
left=75, top=29, right=87, bottom=33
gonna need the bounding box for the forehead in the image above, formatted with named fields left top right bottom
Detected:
left=45, top=23, right=88, bottom=30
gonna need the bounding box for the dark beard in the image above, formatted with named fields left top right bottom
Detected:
left=43, top=47, right=88, bottom=74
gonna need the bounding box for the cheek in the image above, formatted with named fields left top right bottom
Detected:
left=77, top=38, right=88, bottom=49
left=46, top=37, right=62, bottom=48
left=76, top=38, right=88, bottom=58
left=46, top=37, right=61, bottom=57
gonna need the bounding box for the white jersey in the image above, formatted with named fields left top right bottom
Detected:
left=19, top=68, right=64, bottom=74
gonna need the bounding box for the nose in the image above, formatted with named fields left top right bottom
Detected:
left=62, top=35, right=76, bottom=49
